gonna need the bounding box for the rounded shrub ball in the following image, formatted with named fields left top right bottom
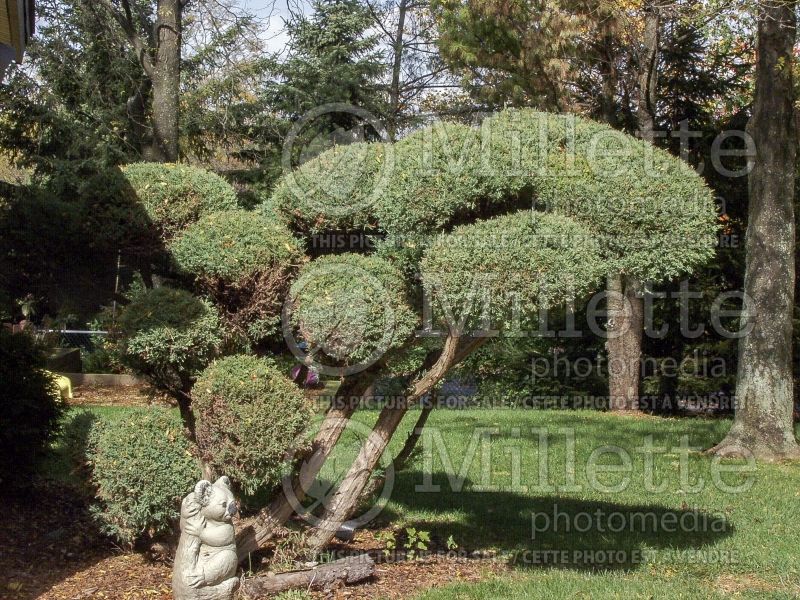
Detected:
left=421, top=211, right=606, bottom=331
left=86, top=408, right=201, bottom=546
left=116, top=287, right=223, bottom=392
left=169, top=210, right=304, bottom=340
left=374, top=121, right=514, bottom=234
left=193, top=355, right=311, bottom=496
left=121, top=163, right=238, bottom=241
left=289, top=253, right=418, bottom=373
left=480, top=109, right=718, bottom=282
left=268, top=141, right=389, bottom=234
left=170, top=210, right=303, bottom=282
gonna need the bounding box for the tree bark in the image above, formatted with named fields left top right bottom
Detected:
left=241, top=555, right=375, bottom=596
left=606, top=1, right=660, bottom=413
left=387, top=0, right=409, bottom=140
left=636, top=1, right=660, bottom=143
left=93, top=0, right=182, bottom=161
left=709, top=0, right=800, bottom=461
left=150, top=0, right=182, bottom=161
left=606, top=274, right=645, bottom=411
left=236, top=370, right=377, bottom=558
left=305, top=335, right=483, bottom=553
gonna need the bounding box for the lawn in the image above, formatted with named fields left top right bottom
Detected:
left=50, top=406, right=800, bottom=599
left=338, top=409, right=800, bottom=599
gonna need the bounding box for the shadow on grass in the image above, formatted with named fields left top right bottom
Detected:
left=374, top=471, right=733, bottom=572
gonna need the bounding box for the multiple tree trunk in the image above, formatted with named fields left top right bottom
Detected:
left=236, top=336, right=485, bottom=559
left=236, top=369, right=378, bottom=557
left=709, top=0, right=800, bottom=460
left=305, top=335, right=482, bottom=552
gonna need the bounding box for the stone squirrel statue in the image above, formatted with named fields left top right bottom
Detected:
left=172, top=476, right=240, bottom=600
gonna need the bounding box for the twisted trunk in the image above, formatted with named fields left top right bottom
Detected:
left=305, top=336, right=484, bottom=553
left=236, top=370, right=377, bottom=558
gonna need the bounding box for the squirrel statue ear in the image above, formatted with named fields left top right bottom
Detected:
left=215, top=475, right=232, bottom=489
left=194, top=480, right=213, bottom=506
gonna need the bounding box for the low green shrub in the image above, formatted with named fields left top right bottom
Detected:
left=193, top=355, right=311, bottom=498
left=0, top=329, right=64, bottom=488
left=116, top=287, right=224, bottom=394
left=85, top=408, right=201, bottom=546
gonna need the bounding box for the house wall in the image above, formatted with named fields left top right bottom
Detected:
left=0, top=2, right=14, bottom=48
left=0, top=0, right=33, bottom=77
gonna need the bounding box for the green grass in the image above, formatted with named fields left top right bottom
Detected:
left=324, top=409, right=800, bottom=599
left=44, top=405, right=800, bottom=598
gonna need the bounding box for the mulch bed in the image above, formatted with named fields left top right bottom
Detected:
left=0, top=482, right=174, bottom=600
left=0, top=485, right=505, bottom=600
left=68, top=384, right=172, bottom=408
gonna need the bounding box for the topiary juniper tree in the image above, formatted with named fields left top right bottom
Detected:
left=107, top=113, right=715, bottom=556
left=235, top=108, right=717, bottom=555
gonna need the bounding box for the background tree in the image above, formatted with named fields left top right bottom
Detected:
left=91, top=0, right=185, bottom=161
left=0, top=0, right=147, bottom=173
left=180, top=2, right=281, bottom=170
left=271, top=0, right=387, bottom=162
left=367, top=0, right=445, bottom=138
left=709, top=0, right=800, bottom=460
left=430, top=0, right=756, bottom=414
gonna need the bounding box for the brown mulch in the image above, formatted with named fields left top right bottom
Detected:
left=1, top=483, right=505, bottom=600
left=69, top=384, right=172, bottom=408
left=0, top=482, right=174, bottom=600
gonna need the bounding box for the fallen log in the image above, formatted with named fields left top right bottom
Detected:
left=241, top=554, right=375, bottom=597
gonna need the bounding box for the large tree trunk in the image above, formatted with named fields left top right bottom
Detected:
left=150, top=0, right=181, bottom=162
left=709, top=0, right=800, bottom=461
left=305, top=335, right=483, bottom=553
left=236, top=370, right=377, bottom=558
left=94, top=0, right=182, bottom=161
left=606, top=274, right=644, bottom=411
left=606, top=1, right=660, bottom=413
